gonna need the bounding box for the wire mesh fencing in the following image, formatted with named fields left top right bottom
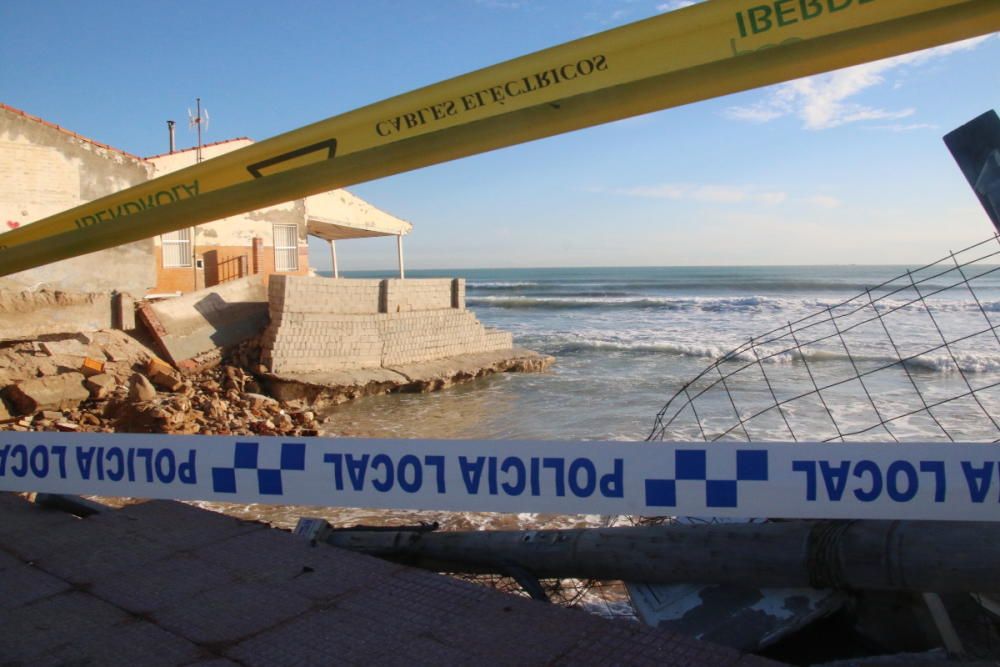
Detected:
left=648, top=235, right=1000, bottom=445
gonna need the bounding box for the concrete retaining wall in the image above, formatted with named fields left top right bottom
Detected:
left=268, top=276, right=382, bottom=315
left=0, top=290, right=114, bottom=340
left=262, top=276, right=509, bottom=374
left=267, top=276, right=465, bottom=316
left=383, top=278, right=459, bottom=312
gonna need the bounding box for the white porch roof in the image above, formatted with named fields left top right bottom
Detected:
left=305, top=189, right=412, bottom=241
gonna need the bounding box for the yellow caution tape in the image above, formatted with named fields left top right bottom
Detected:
left=2, top=0, right=998, bottom=275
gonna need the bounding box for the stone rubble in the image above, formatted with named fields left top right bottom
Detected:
left=0, top=330, right=322, bottom=437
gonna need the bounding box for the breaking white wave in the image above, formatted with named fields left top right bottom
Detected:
left=469, top=295, right=785, bottom=311
left=466, top=281, right=540, bottom=289
left=904, top=352, right=1000, bottom=374
left=534, top=334, right=1000, bottom=374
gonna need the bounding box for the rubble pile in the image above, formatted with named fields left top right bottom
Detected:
left=0, top=330, right=322, bottom=436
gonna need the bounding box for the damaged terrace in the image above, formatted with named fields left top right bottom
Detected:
left=0, top=102, right=552, bottom=421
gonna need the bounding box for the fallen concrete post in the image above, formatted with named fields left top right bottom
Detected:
left=139, top=277, right=268, bottom=372
left=324, top=520, right=1000, bottom=595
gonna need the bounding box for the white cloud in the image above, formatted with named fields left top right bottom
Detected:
left=612, top=183, right=788, bottom=205
left=619, top=184, right=688, bottom=199
left=866, top=123, right=938, bottom=133
left=607, top=183, right=843, bottom=208
left=723, top=35, right=995, bottom=131
left=656, top=1, right=699, bottom=11
left=692, top=185, right=751, bottom=203
left=755, top=191, right=788, bottom=206
left=722, top=103, right=786, bottom=124
left=474, top=0, right=524, bottom=9
left=804, top=195, right=841, bottom=209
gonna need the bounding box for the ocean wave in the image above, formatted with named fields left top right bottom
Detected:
left=930, top=299, right=1000, bottom=313
left=543, top=338, right=734, bottom=358
left=472, top=289, right=639, bottom=298
left=903, top=352, right=1000, bottom=374
left=466, top=287, right=1000, bottom=317
left=833, top=297, right=1000, bottom=311
left=469, top=295, right=784, bottom=311
left=466, top=281, right=540, bottom=289
left=479, top=293, right=995, bottom=313
left=468, top=278, right=1000, bottom=294
left=537, top=336, right=1000, bottom=373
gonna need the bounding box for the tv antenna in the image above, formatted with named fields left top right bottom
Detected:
left=188, top=98, right=209, bottom=163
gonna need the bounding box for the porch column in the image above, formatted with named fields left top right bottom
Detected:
left=397, top=234, right=405, bottom=279
left=329, top=239, right=339, bottom=278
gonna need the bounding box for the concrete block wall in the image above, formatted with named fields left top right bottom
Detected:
left=383, top=278, right=458, bottom=313
left=268, top=275, right=382, bottom=317
left=262, top=276, right=511, bottom=374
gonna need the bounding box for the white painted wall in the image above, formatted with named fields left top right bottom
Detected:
left=0, top=106, right=156, bottom=296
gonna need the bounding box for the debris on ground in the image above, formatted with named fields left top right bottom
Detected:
left=0, top=330, right=321, bottom=436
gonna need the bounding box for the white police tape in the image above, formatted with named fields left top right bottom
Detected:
left=1, top=432, right=999, bottom=521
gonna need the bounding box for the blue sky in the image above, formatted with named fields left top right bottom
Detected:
left=2, top=1, right=998, bottom=270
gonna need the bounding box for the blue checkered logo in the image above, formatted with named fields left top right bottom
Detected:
left=644, top=449, right=768, bottom=509
left=211, top=442, right=306, bottom=495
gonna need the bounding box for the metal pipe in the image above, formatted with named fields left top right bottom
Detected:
left=167, top=120, right=176, bottom=154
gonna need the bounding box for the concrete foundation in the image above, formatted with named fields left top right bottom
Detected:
left=262, top=276, right=512, bottom=375
left=265, top=347, right=553, bottom=406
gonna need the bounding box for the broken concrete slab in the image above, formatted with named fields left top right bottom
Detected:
left=139, top=277, right=268, bottom=372
left=0, top=397, right=13, bottom=422
left=264, top=348, right=554, bottom=407
left=84, top=373, right=116, bottom=400
left=41, top=339, right=93, bottom=358
left=3, top=373, right=90, bottom=414
left=146, top=358, right=182, bottom=392
left=391, top=347, right=554, bottom=385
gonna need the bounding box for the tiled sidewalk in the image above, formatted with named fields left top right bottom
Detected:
left=0, top=493, right=779, bottom=666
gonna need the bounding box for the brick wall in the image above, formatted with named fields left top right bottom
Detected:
left=152, top=244, right=309, bottom=295
left=262, top=276, right=511, bottom=374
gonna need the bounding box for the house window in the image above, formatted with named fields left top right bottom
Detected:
left=273, top=224, right=299, bottom=272
left=161, top=228, right=192, bottom=267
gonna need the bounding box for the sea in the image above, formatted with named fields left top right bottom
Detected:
left=319, top=263, right=1000, bottom=443
left=206, top=261, right=1000, bottom=530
